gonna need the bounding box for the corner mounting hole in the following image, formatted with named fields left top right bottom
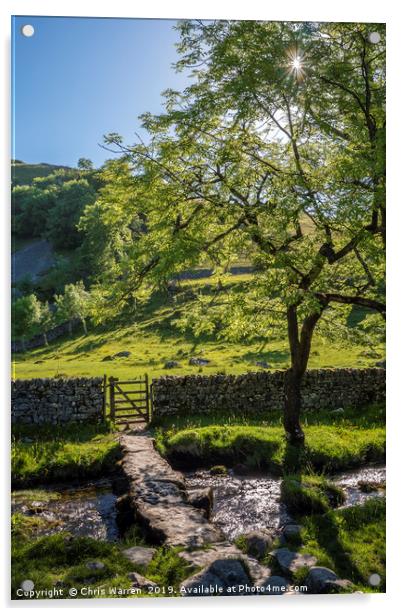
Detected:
left=21, top=24, right=35, bottom=38
left=368, top=32, right=381, bottom=44
left=368, top=573, right=381, bottom=586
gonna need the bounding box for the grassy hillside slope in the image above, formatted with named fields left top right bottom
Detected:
left=12, top=275, right=384, bottom=381
left=11, top=161, right=73, bottom=186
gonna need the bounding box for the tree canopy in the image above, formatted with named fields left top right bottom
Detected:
left=55, top=281, right=91, bottom=335
left=83, top=21, right=385, bottom=440
left=12, top=168, right=100, bottom=249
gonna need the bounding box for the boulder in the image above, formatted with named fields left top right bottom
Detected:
left=242, top=530, right=274, bottom=559
left=114, top=351, right=131, bottom=358
left=270, top=548, right=317, bottom=575
left=180, top=570, right=223, bottom=596
left=232, top=463, right=249, bottom=475
left=189, top=357, right=210, bottom=366
left=304, top=566, right=339, bottom=593
left=178, top=542, right=271, bottom=587
left=187, top=488, right=213, bottom=518
left=210, top=558, right=251, bottom=587
left=164, top=360, right=180, bottom=369
left=180, top=558, right=251, bottom=596
left=282, top=524, right=302, bottom=540
left=323, top=579, right=354, bottom=593
left=258, top=575, right=289, bottom=595
left=256, top=361, right=270, bottom=369
left=128, top=572, right=158, bottom=592
left=115, top=494, right=134, bottom=534
left=122, top=546, right=157, bottom=569
left=101, top=355, right=113, bottom=362
left=86, top=560, right=105, bottom=570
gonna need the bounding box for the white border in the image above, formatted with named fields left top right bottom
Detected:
left=1, top=1, right=401, bottom=615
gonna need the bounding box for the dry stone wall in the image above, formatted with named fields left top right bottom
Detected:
left=11, top=377, right=104, bottom=425
left=151, top=368, right=385, bottom=417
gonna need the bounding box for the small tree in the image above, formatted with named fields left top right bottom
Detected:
left=12, top=294, right=42, bottom=350
left=77, top=158, right=94, bottom=171
left=45, top=179, right=96, bottom=249
left=55, top=281, right=90, bottom=336
left=38, top=301, right=54, bottom=346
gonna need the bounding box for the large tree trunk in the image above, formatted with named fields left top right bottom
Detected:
left=283, top=367, right=304, bottom=443
left=68, top=320, right=73, bottom=337
left=81, top=317, right=87, bottom=336
left=43, top=332, right=48, bottom=346
left=284, top=304, right=326, bottom=444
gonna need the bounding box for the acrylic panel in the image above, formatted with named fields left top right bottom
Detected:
left=11, top=16, right=386, bottom=601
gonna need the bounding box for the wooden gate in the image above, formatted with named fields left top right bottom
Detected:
left=107, top=375, right=150, bottom=424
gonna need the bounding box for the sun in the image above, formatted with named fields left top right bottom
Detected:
left=291, top=57, right=302, bottom=71
left=285, top=47, right=307, bottom=81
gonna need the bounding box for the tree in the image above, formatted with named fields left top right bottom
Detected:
left=12, top=184, right=56, bottom=237
left=38, top=302, right=53, bottom=346
left=89, top=21, right=385, bottom=442
left=55, top=281, right=91, bottom=336
left=12, top=294, right=42, bottom=350
left=78, top=158, right=94, bottom=171
left=45, top=179, right=96, bottom=249
left=77, top=159, right=147, bottom=282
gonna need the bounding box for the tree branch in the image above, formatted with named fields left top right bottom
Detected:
left=315, top=292, right=385, bottom=317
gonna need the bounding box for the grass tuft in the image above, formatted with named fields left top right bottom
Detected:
left=281, top=475, right=345, bottom=516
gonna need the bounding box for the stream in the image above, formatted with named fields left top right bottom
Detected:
left=12, top=465, right=385, bottom=544
left=184, top=464, right=386, bottom=541
left=12, top=479, right=119, bottom=541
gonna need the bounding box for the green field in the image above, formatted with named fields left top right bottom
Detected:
left=12, top=275, right=384, bottom=382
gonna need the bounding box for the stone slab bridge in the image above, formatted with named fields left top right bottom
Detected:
left=118, top=432, right=353, bottom=595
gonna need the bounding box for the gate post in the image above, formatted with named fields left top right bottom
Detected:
left=102, top=374, right=107, bottom=419
left=145, top=373, right=150, bottom=422
left=109, top=376, right=116, bottom=421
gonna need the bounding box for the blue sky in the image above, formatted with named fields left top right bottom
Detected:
left=12, top=16, right=189, bottom=168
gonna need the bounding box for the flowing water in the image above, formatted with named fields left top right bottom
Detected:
left=185, top=470, right=291, bottom=541
left=12, top=465, right=385, bottom=544
left=185, top=464, right=386, bottom=541
left=12, top=479, right=119, bottom=541
left=332, top=465, right=386, bottom=507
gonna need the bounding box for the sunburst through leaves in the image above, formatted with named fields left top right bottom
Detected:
left=285, top=46, right=307, bottom=81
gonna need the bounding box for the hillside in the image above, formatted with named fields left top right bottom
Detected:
left=11, top=160, right=73, bottom=186
left=12, top=239, right=55, bottom=283
left=12, top=275, right=385, bottom=382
